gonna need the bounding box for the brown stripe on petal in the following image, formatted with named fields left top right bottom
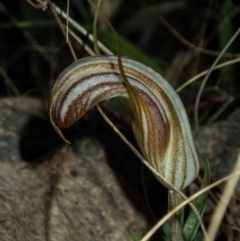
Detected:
left=58, top=81, right=127, bottom=128
left=49, top=55, right=200, bottom=190
left=133, top=87, right=170, bottom=169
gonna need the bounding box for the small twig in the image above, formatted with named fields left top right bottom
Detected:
left=158, top=15, right=240, bottom=58
left=26, top=0, right=48, bottom=10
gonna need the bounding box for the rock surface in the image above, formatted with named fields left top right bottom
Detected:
left=0, top=97, right=147, bottom=241
left=194, top=108, right=240, bottom=193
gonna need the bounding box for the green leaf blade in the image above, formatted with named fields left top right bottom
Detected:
left=182, top=159, right=210, bottom=241
left=130, top=226, right=140, bottom=241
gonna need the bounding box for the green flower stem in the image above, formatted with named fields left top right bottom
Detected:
left=169, top=190, right=184, bottom=241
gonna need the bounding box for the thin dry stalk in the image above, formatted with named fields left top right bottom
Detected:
left=66, top=0, right=69, bottom=43
left=158, top=15, right=240, bottom=58
left=207, top=96, right=235, bottom=124
left=207, top=153, right=240, bottom=241
left=194, top=27, right=240, bottom=136
left=176, top=57, right=240, bottom=92
left=140, top=169, right=240, bottom=241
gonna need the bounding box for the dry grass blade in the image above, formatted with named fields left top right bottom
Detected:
left=207, top=153, right=240, bottom=241
left=176, top=57, right=240, bottom=92
left=194, top=27, right=240, bottom=136
left=47, top=1, right=77, bottom=61
left=140, top=168, right=240, bottom=241
left=66, top=0, right=70, bottom=43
